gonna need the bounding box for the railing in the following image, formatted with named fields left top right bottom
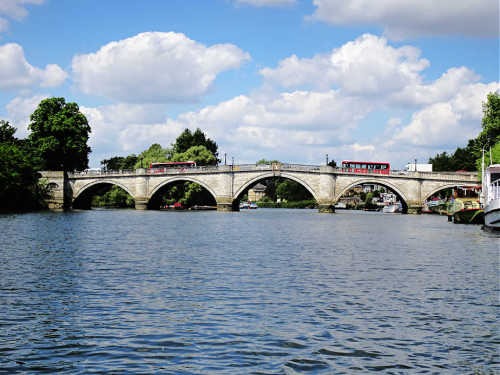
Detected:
left=489, top=179, right=500, bottom=200
left=68, top=164, right=478, bottom=181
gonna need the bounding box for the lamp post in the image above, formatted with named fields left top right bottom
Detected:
left=326, top=154, right=329, bottom=165
left=224, top=153, right=227, bottom=165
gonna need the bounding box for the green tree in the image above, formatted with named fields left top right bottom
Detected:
left=478, top=92, right=500, bottom=147
left=0, top=122, right=44, bottom=211
left=28, top=97, right=91, bottom=172
left=429, top=151, right=456, bottom=171
left=275, top=179, right=311, bottom=201
left=134, top=143, right=172, bottom=168
left=256, top=159, right=281, bottom=165
left=172, top=145, right=216, bottom=166
left=327, top=160, right=337, bottom=168
left=0, top=120, right=17, bottom=143
left=101, top=155, right=138, bottom=171
left=172, top=128, right=218, bottom=164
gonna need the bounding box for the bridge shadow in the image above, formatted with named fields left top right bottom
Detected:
left=337, top=183, right=409, bottom=213
left=148, top=180, right=216, bottom=210
left=73, top=183, right=135, bottom=209
left=235, top=177, right=317, bottom=210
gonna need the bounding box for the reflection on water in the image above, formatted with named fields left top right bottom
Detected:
left=0, top=209, right=498, bottom=374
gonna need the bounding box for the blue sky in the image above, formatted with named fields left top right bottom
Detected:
left=0, top=0, right=498, bottom=169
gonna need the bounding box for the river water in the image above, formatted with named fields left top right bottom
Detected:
left=0, top=209, right=498, bottom=374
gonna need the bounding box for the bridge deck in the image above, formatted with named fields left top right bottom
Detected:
left=69, top=164, right=478, bottom=182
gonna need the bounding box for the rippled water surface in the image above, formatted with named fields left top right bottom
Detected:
left=0, top=209, right=498, bottom=374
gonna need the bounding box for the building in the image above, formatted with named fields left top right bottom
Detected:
left=248, top=183, right=266, bottom=202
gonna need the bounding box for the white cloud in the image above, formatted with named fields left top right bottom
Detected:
left=390, top=82, right=499, bottom=149
left=5, top=94, right=48, bottom=137
left=73, top=34, right=498, bottom=169
left=260, top=34, right=429, bottom=95
left=78, top=89, right=369, bottom=166
left=392, top=67, right=481, bottom=106
left=0, top=43, right=67, bottom=90
left=310, top=0, right=498, bottom=39
left=72, top=32, right=250, bottom=103
left=0, top=0, right=44, bottom=32
left=233, top=0, right=296, bottom=7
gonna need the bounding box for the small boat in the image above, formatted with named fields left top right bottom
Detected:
left=190, top=205, right=217, bottom=211
left=382, top=203, right=401, bottom=213
left=482, top=163, right=500, bottom=230
left=447, top=198, right=484, bottom=224
left=240, top=201, right=258, bottom=209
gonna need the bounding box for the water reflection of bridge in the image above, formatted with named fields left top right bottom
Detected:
left=41, top=164, right=479, bottom=213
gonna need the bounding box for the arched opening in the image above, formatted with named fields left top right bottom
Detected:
left=235, top=176, right=317, bottom=210
left=73, top=183, right=135, bottom=209
left=422, top=184, right=481, bottom=215
left=148, top=180, right=216, bottom=210
left=336, top=181, right=408, bottom=214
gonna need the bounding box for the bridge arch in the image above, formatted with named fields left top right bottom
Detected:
left=423, top=182, right=480, bottom=203
left=233, top=172, right=320, bottom=203
left=335, top=178, right=410, bottom=210
left=148, top=176, right=217, bottom=201
left=72, top=179, right=135, bottom=201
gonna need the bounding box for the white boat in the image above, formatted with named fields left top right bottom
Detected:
left=382, top=203, right=401, bottom=213
left=482, top=163, right=500, bottom=230
left=239, top=201, right=258, bottom=209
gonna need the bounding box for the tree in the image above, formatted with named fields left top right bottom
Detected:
left=275, top=179, right=312, bottom=201
left=28, top=97, right=91, bottom=171
left=0, top=121, right=44, bottom=211
left=256, top=159, right=281, bottom=165
left=134, top=143, right=172, bottom=169
left=172, top=128, right=218, bottom=164
left=171, top=145, right=216, bottom=166
left=478, top=92, right=500, bottom=147
left=0, top=120, right=17, bottom=143
left=101, top=155, right=138, bottom=171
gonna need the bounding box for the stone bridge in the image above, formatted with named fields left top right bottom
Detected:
left=40, top=164, right=479, bottom=213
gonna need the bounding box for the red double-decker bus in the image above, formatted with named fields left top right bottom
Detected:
left=148, top=161, right=197, bottom=173
left=341, top=160, right=390, bottom=175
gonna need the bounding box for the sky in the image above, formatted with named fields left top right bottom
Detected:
left=0, top=0, right=498, bottom=169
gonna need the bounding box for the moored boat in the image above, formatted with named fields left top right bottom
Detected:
left=240, top=201, right=258, bottom=209
left=447, top=198, right=484, bottom=224
left=482, top=163, right=500, bottom=230
left=382, top=202, right=401, bottom=213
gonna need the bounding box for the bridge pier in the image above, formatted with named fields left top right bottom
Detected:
left=216, top=197, right=236, bottom=212
left=40, top=171, right=71, bottom=211
left=134, top=169, right=148, bottom=210
left=318, top=203, right=335, bottom=213
left=134, top=199, right=148, bottom=210
left=407, top=203, right=423, bottom=215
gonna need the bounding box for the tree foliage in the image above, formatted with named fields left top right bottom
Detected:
left=172, top=145, right=216, bottom=165
left=478, top=92, right=500, bottom=147
left=256, top=159, right=281, bottom=165
left=91, top=186, right=135, bottom=208
left=0, top=122, right=45, bottom=211
left=134, top=143, right=172, bottom=169
left=173, top=128, right=218, bottom=164
left=0, top=120, right=17, bottom=143
left=28, top=97, right=91, bottom=172
left=101, top=155, right=138, bottom=171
